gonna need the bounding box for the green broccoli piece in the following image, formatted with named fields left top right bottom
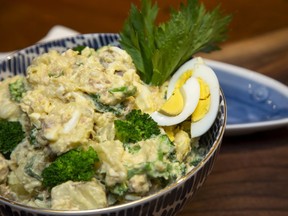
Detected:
left=0, top=119, right=25, bottom=159
left=8, top=77, right=27, bottom=102
left=114, top=109, right=160, bottom=143
left=41, top=147, right=99, bottom=188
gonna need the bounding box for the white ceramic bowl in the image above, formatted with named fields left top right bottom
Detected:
left=0, top=34, right=226, bottom=216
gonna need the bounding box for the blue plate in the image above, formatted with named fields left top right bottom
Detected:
left=206, top=59, right=288, bottom=135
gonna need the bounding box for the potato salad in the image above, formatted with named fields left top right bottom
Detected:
left=0, top=46, right=214, bottom=210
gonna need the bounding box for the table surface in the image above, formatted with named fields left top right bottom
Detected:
left=1, top=0, right=288, bottom=216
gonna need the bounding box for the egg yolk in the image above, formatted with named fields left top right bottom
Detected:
left=192, top=78, right=210, bottom=122
left=158, top=69, right=211, bottom=120
left=158, top=70, right=193, bottom=116
left=163, top=126, right=176, bottom=141
left=174, top=70, right=193, bottom=89
left=159, top=88, right=184, bottom=116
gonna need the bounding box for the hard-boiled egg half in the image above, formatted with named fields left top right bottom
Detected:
left=150, top=57, right=220, bottom=138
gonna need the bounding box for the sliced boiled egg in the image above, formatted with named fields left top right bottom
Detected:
left=166, top=57, right=205, bottom=97
left=150, top=77, right=200, bottom=126
left=191, top=78, right=210, bottom=122
left=151, top=57, right=220, bottom=138
left=189, top=62, right=219, bottom=138
left=158, top=88, right=184, bottom=116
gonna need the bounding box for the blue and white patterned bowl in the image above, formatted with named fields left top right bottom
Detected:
left=0, top=34, right=226, bottom=216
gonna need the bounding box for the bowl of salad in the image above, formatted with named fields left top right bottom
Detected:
left=0, top=1, right=229, bottom=215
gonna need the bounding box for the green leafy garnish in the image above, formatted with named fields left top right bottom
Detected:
left=119, top=0, right=231, bottom=85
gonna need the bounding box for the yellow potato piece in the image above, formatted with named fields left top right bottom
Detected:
left=159, top=88, right=184, bottom=116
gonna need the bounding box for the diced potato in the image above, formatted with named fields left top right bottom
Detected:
left=174, top=130, right=191, bottom=162
left=95, top=140, right=127, bottom=186
left=51, top=179, right=107, bottom=210
left=128, top=174, right=151, bottom=194
left=0, top=154, right=9, bottom=183
left=0, top=76, right=23, bottom=120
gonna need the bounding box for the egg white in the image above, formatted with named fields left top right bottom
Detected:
left=190, top=63, right=220, bottom=138
left=164, top=57, right=220, bottom=138
left=150, top=77, right=200, bottom=126
left=167, top=57, right=204, bottom=98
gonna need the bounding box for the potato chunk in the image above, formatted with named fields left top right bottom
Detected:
left=51, top=179, right=107, bottom=210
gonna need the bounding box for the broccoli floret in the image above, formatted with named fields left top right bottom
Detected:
left=8, top=77, right=27, bottom=102
left=0, top=119, right=25, bottom=159
left=42, top=147, right=99, bottom=188
left=114, top=109, right=161, bottom=143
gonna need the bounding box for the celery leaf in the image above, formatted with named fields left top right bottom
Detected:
left=120, top=0, right=232, bottom=86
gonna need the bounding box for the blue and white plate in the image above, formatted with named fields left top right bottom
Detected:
left=206, top=59, right=288, bottom=135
